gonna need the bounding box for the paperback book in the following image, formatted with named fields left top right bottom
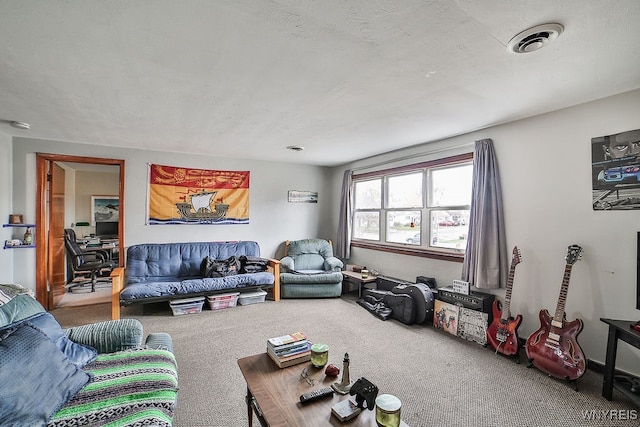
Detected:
left=267, top=331, right=307, bottom=347
left=266, top=348, right=311, bottom=368
left=266, top=331, right=311, bottom=368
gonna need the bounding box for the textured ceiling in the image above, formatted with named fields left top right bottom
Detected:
left=1, top=1, right=639, bottom=166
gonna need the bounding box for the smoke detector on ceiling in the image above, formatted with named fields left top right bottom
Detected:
left=507, top=23, right=563, bottom=53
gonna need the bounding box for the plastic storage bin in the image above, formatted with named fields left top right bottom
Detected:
left=207, top=292, right=240, bottom=310
left=169, top=296, right=205, bottom=316
left=238, top=290, right=267, bottom=305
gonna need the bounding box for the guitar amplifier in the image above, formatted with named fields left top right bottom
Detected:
left=437, top=286, right=494, bottom=323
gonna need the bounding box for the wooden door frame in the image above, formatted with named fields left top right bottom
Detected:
left=35, top=153, right=125, bottom=309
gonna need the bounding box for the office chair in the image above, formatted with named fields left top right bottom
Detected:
left=64, top=230, right=115, bottom=292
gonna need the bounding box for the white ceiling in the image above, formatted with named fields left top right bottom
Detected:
left=1, top=1, right=639, bottom=167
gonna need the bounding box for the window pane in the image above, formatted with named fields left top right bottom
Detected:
left=387, top=173, right=422, bottom=208
left=386, top=211, right=421, bottom=244
left=354, top=179, right=381, bottom=209
left=430, top=164, right=473, bottom=207
left=430, top=210, right=469, bottom=251
left=353, top=211, right=380, bottom=240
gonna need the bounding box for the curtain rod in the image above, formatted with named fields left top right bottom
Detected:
left=351, top=141, right=475, bottom=172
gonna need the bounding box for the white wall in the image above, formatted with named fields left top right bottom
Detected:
left=330, top=89, right=640, bottom=375
left=11, top=138, right=333, bottom=286
left=0, top=130, right=13, bottom=283
left=74, top=170, right=119, bottom=236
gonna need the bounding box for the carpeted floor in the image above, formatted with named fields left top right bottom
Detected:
left=51, top=296, right=639, bottom=427
left=56, top=282, right=112, bottom=308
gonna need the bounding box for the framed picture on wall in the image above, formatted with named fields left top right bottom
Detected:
left=91, top=196, right=119, bottom=224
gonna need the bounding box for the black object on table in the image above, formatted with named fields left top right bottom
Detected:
left=600, top=318, right=640, bottom=407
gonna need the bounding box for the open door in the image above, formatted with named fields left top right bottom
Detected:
left=48, top=162, right=66, bottom=308
left=36, top=154, right=125, bottom=310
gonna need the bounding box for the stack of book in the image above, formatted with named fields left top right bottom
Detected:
left=266, top=332, right=312, bottom=368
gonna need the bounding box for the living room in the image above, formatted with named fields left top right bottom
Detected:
left=1, top=1, right=640, bottom=425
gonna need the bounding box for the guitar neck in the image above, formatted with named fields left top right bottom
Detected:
left=552, top=263, right=573, bottom=326
left=500, top=267, right=516, bottom=320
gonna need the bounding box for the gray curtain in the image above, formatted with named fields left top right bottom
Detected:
left=461, top=139, right=507, bottom=289
left=335, top=170, right=353, bottom=260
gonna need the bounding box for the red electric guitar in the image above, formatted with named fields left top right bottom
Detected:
left=486, top=246, right=523, bottom=357
left=525, top=244, right=586, bottom=382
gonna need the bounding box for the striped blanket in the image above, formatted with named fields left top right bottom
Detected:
left=48, top=348, right=178, bottom=427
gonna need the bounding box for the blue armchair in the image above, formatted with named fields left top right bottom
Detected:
left=279, top=239, right=344, bottom=298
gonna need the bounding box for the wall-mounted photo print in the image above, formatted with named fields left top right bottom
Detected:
left=287, top=190, right=318, bottom=203
left=592, top=128, right=640, bottom=210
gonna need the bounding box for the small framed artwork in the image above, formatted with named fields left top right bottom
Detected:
left=288, top=190, right=318, bottom=203
left=91, top=196, right=119, bottom=224
left=9, top=214, right=23, bottom=224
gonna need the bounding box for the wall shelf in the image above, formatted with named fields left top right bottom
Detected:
left=3, top=223, right=36, bottom=249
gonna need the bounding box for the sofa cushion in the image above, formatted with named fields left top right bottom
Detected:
left=65, top=318, right=144, bottom=354
left=125, top=241, right=262, bottom=284
left=0, top=293, right=45, bottom=327
left=121, top=272, right=274, bottom=301
left=27, top=312, right=97, bottom=368
left=48, top=348, right=178, bottom=427
left=280, top=271, right=344, bottom=284
left=0, top=322, right=92, bottom=426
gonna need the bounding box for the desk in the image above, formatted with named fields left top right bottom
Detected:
left=341, top=270, right=377, bottom=297
left=237, top=353, right=409, bottom=427
left=81, top=243, right=119, bottom=262
left=600, top=318, right=640, bottom=406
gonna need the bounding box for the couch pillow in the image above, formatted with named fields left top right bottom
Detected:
left=65, top=318, right=144, bottom=354
left=28, top=312, right=97, bottom=368
left=0, top=322, right=92, bottom=426
left=0, top=293, right=45, bottom=327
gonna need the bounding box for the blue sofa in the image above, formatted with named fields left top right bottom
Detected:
left=111, top=241, right=280, bottom=319
left=0, top=285, right=177, bottom=426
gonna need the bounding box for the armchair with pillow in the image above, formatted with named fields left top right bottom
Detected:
left=0, top=284, right=177, bottom=427
left=279, top=238, right=344, bottom=298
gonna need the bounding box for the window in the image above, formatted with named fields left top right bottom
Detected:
left=352, top=153, right=473, bottom=259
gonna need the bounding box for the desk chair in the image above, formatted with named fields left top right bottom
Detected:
left=64, top=230, right=115, bottom=292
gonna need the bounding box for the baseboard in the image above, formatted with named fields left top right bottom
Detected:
left=587, top=359, right=640, bottom=380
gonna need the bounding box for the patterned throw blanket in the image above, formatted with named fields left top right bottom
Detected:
left=48, top=349, right=178, bottom=427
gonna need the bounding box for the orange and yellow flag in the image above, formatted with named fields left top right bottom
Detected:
left=147, top=164, right=249, bottom=224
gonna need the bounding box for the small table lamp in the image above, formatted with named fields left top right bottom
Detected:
left=75, top=221, right=90, bottom=238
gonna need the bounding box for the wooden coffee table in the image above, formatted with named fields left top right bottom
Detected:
left=238, top=353, right=408, bottom=426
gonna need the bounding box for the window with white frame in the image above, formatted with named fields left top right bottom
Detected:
left=352, top=153, right=473, bottom=257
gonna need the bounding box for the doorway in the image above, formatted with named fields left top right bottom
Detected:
left=36, top=154, right=125, bottom=310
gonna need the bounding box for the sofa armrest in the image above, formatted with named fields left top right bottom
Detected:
left=325, top=256, right=344, bottom=272
left=266, top=258, right=281, bottom=301
left=279, top=256, right=294, bottom=271
left=145, top=332, right=174, bottom=353
left=111, top=267, right=125, bottom=320
left=65, top=318, right=144, bottom=354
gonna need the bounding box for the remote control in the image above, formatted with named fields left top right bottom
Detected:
left=300, top=387, right=334, bottom=404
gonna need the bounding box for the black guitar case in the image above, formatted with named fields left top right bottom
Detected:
left=382, top=292, right=415, bottom=325
left=391, top=283, right=434, bottom=325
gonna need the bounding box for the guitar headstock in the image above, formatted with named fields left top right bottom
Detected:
left=511, top=246, right=522, bottom=266
left=565, top=244, right=583, bottom=265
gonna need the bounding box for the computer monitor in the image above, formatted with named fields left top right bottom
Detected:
left=95, top=221, right=118, bottom=238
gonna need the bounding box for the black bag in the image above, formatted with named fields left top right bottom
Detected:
left=239, top=255, right=269, bottom=273
left=357, top=290, right=393, bottom=321
left=382, top=292, right=415, bottom=325
left=391, top=283, right=434, bottom=324
left=200, top=256, right=241, bottom=278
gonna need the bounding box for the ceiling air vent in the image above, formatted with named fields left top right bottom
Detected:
left=507, top=23, right=563, bottom=53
